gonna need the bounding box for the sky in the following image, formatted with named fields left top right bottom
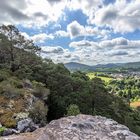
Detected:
left=0, top=0, right=140, bottom=65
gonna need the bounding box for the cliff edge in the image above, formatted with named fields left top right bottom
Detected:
left=2, top=114, right=140, bottom=140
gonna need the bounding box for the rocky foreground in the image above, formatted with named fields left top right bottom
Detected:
left=1, top=114, right=140, bottom=140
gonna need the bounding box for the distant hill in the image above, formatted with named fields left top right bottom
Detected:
left=64, top=61, right=140, bottom=71
left=123, top=62, right=140, bottom=68
left=95, top=63, right=122, bottom=69
left=64, top=62, right=93, bottom=71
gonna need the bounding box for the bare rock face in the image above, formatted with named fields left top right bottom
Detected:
left=2, top=114, right=140, bottom=140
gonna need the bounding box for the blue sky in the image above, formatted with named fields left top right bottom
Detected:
left=0, top=0, right=140, bottom=65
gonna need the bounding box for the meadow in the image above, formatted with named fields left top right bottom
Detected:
left=87, top=73, right=113, bottom=83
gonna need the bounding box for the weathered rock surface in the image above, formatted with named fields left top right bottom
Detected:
left=17, top=118, right=39, bottom=133
left=1, top=114, right=140, bottom=140
left=2, top=129, right=20, bottom=136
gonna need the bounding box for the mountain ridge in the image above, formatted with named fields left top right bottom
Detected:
left=64, top=61, right=140, bottom=71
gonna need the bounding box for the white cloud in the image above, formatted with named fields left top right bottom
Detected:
left=67, top=21, right=85, bottom=39
left=66, top=21, right=110, bottom=39
left=100, top=37, right=140, bottom=50
left=69, top=40, right=99, bottom=50
left=41, top=46, right=64, bottom=54
left=0, top=0, right=67, bottom=27
left=89, top=0, right=140, bottom=33
left=38, top=37, right=140, bottom=65
left=68, top=37, right=140, bottom=65
left=40, top=46, right=72, bottom=63
left=21, top=32, right=54, bottom=44
left=31, top=33, right=54, bottom=43
left=67, top=0, right=103, bottom=16
left=1, top=0, right=140, bottom=34
left=54, top=30, right=69, bottom=37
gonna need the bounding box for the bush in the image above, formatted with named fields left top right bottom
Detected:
left=66, top=104, right=80, bottom=116
left=0, top=112, right=16, bottom=128
left=29, top=100, right=48, bottom=126
left=32, top=86, right=50, bottom=101
left=0, top=127, right=6, bottom=135
left=0, top=84, right=23, bottom=99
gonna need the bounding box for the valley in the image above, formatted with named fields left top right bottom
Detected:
left=1, top=0, right=140, bottom=139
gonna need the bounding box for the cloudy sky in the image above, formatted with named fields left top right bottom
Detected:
left=1, top=0, right=140, bottom=65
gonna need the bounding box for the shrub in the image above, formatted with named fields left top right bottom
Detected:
left=0, top=112, right=16, bottom=128
left=32, top=86, right=50, bottom=101
left=1, top=85, right=22, bottom=99
left=66, top=104, right=80, bottom=116
left=29, top=100, right=48, bottom=126
left=0, top=127, right=6, bottom=135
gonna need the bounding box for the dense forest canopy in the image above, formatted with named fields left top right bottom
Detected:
left=0, top=25, right=140, bottom=136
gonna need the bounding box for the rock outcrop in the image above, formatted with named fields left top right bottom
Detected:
left=2, top=114, right=140, bottom=140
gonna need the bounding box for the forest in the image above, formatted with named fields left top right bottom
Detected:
left=0, top=25, right=140, bottom=136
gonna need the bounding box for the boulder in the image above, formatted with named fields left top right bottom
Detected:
left=2, top=115, right=140, bottom=140
left=1, top=129, right=14, bottom=136
left=1, top=129, right=19, bottom=136
left=17, top=118, right=38, bottom=133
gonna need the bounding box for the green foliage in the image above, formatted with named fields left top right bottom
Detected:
left=29, top=100, right=48, bottom=126
left=0, top=127, right=6, bottom=135
left=108, top=78, right=140, bottom=102
left=66, top=104, right=80, bottom=116
left=87, top=72, right=113, bottom=83
left=32, top=81, right=50, bottom=101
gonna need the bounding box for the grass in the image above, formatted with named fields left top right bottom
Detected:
left=0, top=127, right=6, bottom=135
left=87, top=73, right=113, bottom=83
left=130, top=101, right=140, bottom=108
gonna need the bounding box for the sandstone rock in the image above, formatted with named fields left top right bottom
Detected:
left=2, top=115, right=140, bottom=140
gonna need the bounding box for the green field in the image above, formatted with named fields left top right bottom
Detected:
left=87, top=73, right=113, bottom=83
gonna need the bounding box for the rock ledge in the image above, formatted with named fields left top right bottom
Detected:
left=2, top=114, right=140, bottom=140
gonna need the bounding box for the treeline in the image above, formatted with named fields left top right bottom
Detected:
left=0, top=25, right=140, bottom=135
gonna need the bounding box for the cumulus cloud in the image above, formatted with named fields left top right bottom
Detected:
left=41, top=46, right=64, bottom=54
left=38, top=37, right=140, bottom=64
left=100, top=37, right=140, bottom=50
left=69, top=40, right=99, bottom=50
left=0, top=0, right=66, bottom=27
left=21, top=32, right=54, bottom=44
left=106, top=50, right=129, bottom=57
left=66, top=21, right=110, bottom=39
left=31, top=33, right=54, bottom=43
left=54, top=30, right=69, bottom=37
left=68, top=37, right=140, bottom=64
left=0, top=0, right=29, bottom=24
left=67, top=21, right=85, bottom=39
left=67, top=0, right=103, bottom=16
left=89, top=0, right=140, bottom=33
left=1, top=0, right=140, bottom=34
left=40, top=46, right=73, bottom=63
left=36, top=37, right=140, bottom=65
